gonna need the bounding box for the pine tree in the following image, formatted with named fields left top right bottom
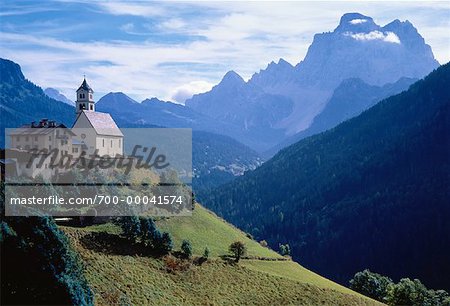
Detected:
left=181, top=239, right=193, bottom=258
left=140, top=217, right=158, bottom=247
left=157, top=232, right=173, bottom=254
left=117, top=216, right=141, bottom=242
left=229, top=241, right=246, bottom=262
left=203, top=246, right=210, bottom=259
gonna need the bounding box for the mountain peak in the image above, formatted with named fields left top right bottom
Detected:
left=44, top=88, right=74, bottom=105
left=220, top=70, right=245, bottom=86
left=295, top=13, right=438, bottom=88
left=104, top=92, right=137, bottom=101
left=267, top=58, right=293, bottom=69
left=383, top=19, right=416, bottom=33
left=97, top=92, right=138, bottom=109
left=142, top=97, right=165, bottom=104
left=278, top=58, right=293, bottom=67
left=0, top=58, right=26, bottom=84
left=335, top=13, right=379, bottom=33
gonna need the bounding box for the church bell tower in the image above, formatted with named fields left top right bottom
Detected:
left=76, top=77, right=95, bottom=115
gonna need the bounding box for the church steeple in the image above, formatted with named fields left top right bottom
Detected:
left=76, top=77, right=95, bottom=115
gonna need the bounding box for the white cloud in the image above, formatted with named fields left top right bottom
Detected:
left=96, top=2, right=165, bottom=17
left=170, top=81, right=214, bottom=104
left=1, top=0, right=448, bottom=102
left=349, top=18, right=368, bottom=24
left=120, top=23, right=135, bottom=32
left=159, top=18, right=186, bottom=31
left=384, top=31, right=402, bottom=44
left=346, top=30, right=401, bottom=44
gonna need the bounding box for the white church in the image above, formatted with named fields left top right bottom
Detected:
left=72, top=78, right=123, bottom=157
left=6, top=78, right=124, bottom=179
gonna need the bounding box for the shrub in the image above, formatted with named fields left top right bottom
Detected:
left=386, top=278, right=428, bottom=306
left=350, top=270, right=450, bottom=306
left=259, top=240, right=268, bottom=248
left=349, top=269, right=393, bottom=302
left=163, top=254, right=191, bottom=273
left=279, top=243, right=291, bottom=256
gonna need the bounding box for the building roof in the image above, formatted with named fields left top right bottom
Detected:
left=81, top=111, right=123, bottom=137
left=77, top=78, right=93, bottom=92
left=8, top=119, right=75, bottom=136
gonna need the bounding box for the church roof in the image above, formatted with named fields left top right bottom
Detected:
left=81, top=111, right=123, bottom=137
left=77, top=78, right=93, bottom=92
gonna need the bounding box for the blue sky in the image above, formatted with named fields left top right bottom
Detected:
left=1, top=0, right=449, bottom=103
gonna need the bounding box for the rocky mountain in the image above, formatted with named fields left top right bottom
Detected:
left=292, top=13, right=438, bottom=88
left=201, top=63, right=450, bottom=290
left=186, top=71, right=292, bottom=148
left=44, top=88, right=74, bottom=105
left=188, top=13, right=439, bottom=145
left=265, top=76, right=417, bottom=157
left=252, top=13, right=438, bottom=135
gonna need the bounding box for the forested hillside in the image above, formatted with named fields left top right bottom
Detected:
left=0, top=59, right=74, bottom=147
left=202, top=64, right=450, bottom=290
left=191, top=131, right=262, bottom=194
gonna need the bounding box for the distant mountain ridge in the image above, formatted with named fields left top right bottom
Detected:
left=44, top=88, right=74, bottom=106
left=202, top=63, right=450, bottom=290
left=95, top=92, right=262, bottom=148
left=265, top=76, right=417, bottom=156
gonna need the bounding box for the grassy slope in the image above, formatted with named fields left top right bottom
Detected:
left=156, top=204, right=282, bottom=259
left=242, top=260, right=357, bottom=295
left=63, top=204, right=383, bottom=305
